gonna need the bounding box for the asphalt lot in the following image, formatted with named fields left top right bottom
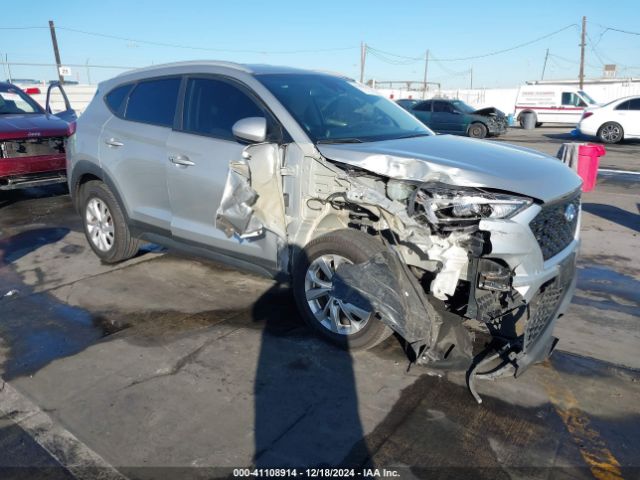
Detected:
left=492, top=125, right=640, bottom=172
left=0, top=127, right=639, bottom=479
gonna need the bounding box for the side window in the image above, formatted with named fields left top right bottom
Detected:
left=414, top=101, right=432, bottom=112
left=561, top=92, right=585, bottom=107
left=615, top=100, right=631, bottom=110
left=434, top=101, right=454, bottom=113
left=104, top=84, right=133, bottom=116
left=628, top=98, right=640, bottom=110
left=125, top=78, right=181, bottom=127
left=182, top=77, right=264, bottom=140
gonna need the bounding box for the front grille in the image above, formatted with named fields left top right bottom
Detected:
left=523, top=278, right=565, bottom=351
left=529, top=192, right=580, bottom=260
left=0, top=137, right=65, bottom=159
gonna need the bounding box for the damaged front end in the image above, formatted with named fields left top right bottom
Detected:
left=308, top=155, right=580, bottom=403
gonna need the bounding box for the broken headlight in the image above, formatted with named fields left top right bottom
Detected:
left=409, top=183, right=531, bottom=226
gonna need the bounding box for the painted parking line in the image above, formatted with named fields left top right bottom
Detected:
left=599, top=168, right=640, bottom=176
left=542, top=364, right=623, bottom=480
left=0, top=380, right=127, bottom=480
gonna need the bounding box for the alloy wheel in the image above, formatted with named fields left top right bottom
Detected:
left=85, top=198, right=115, bottom=252
left=304, top=254, right=371, bottom=335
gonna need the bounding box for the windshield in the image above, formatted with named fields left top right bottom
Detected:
left=258, top=74, right=432, bottom=143
left=450, top=100, right=476, bottom=114
left=578, top=90, right=596, bottom=104
left=0, top=85, right=42, bottom=114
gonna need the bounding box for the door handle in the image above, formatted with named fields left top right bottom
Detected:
left=104, top=138, right=124, bottom=147
left=169, top=154, right=195, bottom=167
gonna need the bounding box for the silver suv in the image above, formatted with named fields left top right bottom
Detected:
left=68, top=62, right=581, bottom=397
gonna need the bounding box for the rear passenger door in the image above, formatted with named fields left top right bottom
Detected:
left=412, top=100, right=432, bottom=127
left=166, top=75, right=284, bottom=268
left=615, top=98, right=640, bottom=136
left=99, top=77, right=181, bottom=232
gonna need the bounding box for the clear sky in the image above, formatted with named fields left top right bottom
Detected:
left=1, top=0, right=639, bottom=87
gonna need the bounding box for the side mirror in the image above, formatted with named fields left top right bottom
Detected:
left=232, top=117, right=267, bottom=143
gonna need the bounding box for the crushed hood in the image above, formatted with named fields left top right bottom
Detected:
left=317, top=135, right=582, bottom=202
left=473, top=106, right=505, bottom=117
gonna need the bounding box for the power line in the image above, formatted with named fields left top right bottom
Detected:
left=55, top=26, right=358, bottom=55
left=366, top=24, right=578, bottom=63
left=595, top=25, right=640, bottom=37
left=0, top=26, right=48, bottom=30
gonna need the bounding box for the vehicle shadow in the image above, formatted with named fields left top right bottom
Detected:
left=0, top=184, right=69, bottom=210
left=0, top=228, right=70, bottom=265
left=252, top=253, right=373, bottom=469
left=582, top=203, right=640, bottom=233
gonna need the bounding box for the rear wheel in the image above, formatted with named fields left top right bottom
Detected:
left=597, top=122, right=624, bottom=144
left=80, top=181, right=140, bottom=263
left=468, top=122, right=487, bottom=139
left=293, top=229, right=393, bottom=350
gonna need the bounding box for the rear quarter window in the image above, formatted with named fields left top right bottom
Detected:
left=104, top=84, right=133, bottom=116
left=124, top=77, right=181, bottom=127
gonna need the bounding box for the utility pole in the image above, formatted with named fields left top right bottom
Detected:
left=86, top=58, right=91, bottom=85
left=359, top=41, right=367, bottom=84
left=470, top=67, right=473, bottom=89
left=49, top=20, right=64, bottom=85
left=579, top=16, right=586, bottom=89
left=422, top=49, right=429, bottom=99
left=541, top=48, right=549, bottom=80
left=5, top=54, right=12, bottom=83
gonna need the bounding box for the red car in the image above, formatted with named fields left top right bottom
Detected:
left=0, top=82, right=76, bottom=190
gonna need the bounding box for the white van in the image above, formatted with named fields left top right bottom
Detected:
left=514, top=85, right=597, bottom=127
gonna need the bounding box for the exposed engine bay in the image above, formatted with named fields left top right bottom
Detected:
left=215, top=141, right=580, bottom=403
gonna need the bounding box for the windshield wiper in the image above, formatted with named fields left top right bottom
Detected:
left=316, top=138, right=364, bottom=144
left=394, top=133, right=431, bottom=140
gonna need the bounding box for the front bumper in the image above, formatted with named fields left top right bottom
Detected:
left=487, top=120, right=508, bottom=135
left=0, top=154, right=67, bottom=190
left=468, top=197, right=580, bottom=381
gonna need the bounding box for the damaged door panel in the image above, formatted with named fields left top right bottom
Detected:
left=216, top=143, right=287, bottom=240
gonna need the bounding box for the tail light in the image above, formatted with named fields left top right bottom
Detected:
left=24, top=87, right=41, bottom=95
left=581, top=111, right=593, bottom=120
left=67, top=121, right=77, bottom=136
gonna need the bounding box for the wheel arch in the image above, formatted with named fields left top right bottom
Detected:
left=70, top=160, right=130, bottom=221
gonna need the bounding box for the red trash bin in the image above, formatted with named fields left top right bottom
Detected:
left=577, top=144, right=606, bottom=192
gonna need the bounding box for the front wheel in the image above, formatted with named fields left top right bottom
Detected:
left=81, top=180, right=140, bottom=263
left=293, top=229, right=393, bottom=350
left=468, top=122, right=487, bottom=139
left=597, top=122, right=624, bottom=144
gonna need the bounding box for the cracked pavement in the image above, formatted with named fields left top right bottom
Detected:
left=0, top=128, right=639, bottom=478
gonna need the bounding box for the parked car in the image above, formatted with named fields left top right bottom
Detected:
left=395, top=98, right=420, bottom=110
left=68, top=62, right=582, bottom=398
left=515, top=84, right=597, bottom=127
left=0, top=82, right=76, bottom=190
left=399, top=98, right=507, bottom=138
left=576, top=96, right=640, bottom=144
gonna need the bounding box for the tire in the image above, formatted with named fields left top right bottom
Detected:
left=80, top=180, right=140, bottom=263
left=597, top=122, right=624, bottom=144
left=468, top=122, right=488, bottom=139
left=293, top=229, right=393, bottom=350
